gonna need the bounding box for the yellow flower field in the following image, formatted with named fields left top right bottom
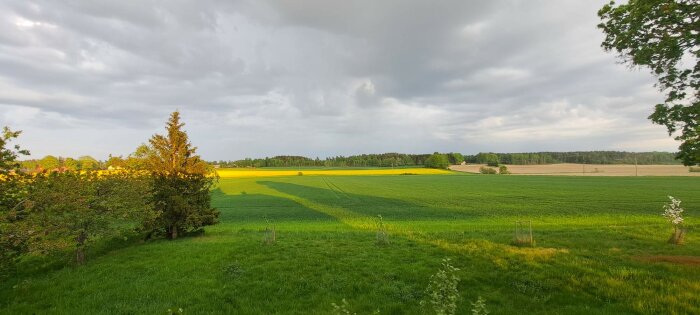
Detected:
left=215, top=168, right=451, bottom=178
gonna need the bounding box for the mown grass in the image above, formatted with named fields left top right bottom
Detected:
left=1, top=174, right=699, bottom=314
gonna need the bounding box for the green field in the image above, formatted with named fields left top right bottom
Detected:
left=2, top=174, right=699, bottom=314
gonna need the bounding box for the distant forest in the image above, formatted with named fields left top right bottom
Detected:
left=212, top=151, right=680, bottom=168
left=464, top=151, right=680, bottom=165
left=212, top=153, right=456, bottom=168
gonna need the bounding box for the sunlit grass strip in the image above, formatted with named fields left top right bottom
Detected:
left=215, top=168, right=451, bottom=178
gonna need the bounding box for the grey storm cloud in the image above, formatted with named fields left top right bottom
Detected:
left=0, top=0, right=678, bottom=160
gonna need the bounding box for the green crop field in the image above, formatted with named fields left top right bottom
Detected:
left=1, top=173, right=699, bottom=314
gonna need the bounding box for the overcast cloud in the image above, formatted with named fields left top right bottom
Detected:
left=0, top=0, right=678, bottom=160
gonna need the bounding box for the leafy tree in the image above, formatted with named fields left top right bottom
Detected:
left=20, top=160, right=39, bottom=171
left=106, top=155, right=126, bottom=169
left=125, top=144, right=152, bottom=170
left=39, top=155, right=60, bottom=170
left=0, top=126, right=30, bottom=276
left=474, top=153, right=500, bottom=166
left=145, top=111, right=218, bottom=239
left=63, top=157, right=79, bottom=171
left=78, top=155, right=99, bottom=170
left=20, top=171, right=153, bottom=264
left=425, top=152, right=450, bottom=169
left=1, top=127, right=30, bottom=173
left=448, top=153, right=464, bottom=165
left=598, top=0, right=699, bottom=165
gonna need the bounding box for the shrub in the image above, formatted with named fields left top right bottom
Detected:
left=512, top=220, right=535, bottom=247
left=223, top=261, right=245, bottom=279
left=471, top=296, right=489, bottom=315
left=421, top=258, right=460, bottom=315
left=167, top=307, right=184, bottom=315
left=298, top=171, right=304, bottom=176
left=690, top=166, right=700, bottom=172
left=331, top=299, right=379, bottom=315
left=662, top=196, right=686, bottom=244
left=498, top=165, right=510, bottom=175
left=479, top=167, right=497, bottom=174
left=0, top=174, right=29, bottom=277
left=331, top=299, right=355, bottom=315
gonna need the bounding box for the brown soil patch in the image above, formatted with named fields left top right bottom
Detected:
left=634, top=255, right=700, bottom=266
left=450, top=163, right=700, bottom=176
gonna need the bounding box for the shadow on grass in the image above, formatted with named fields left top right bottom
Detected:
left=211, top=188, right=338, bottom=223
left=256, top=180, right=480, bottom=221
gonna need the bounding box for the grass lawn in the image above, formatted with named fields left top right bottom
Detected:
left=1, top=173, right=699, bottom=314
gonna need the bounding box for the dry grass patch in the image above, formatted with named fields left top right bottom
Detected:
left=634, top=255, right=700, bottom=266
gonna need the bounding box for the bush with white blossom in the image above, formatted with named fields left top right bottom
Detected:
left=662, top=196, right=684, bottom=226
left=662, top=196, right=686, bottom=244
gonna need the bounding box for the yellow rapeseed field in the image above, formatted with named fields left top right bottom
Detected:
left=215, top=168, right=451, bottom=178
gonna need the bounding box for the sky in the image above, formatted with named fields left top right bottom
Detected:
left=0, top=0, right=679, bottom=161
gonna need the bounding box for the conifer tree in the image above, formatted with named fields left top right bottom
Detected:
left=146, top=111, right=218, bottom=239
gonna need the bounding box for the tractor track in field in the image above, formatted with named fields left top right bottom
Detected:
left=321, top=176, right=341, bottom=199
left=322, top=176, right=354, bottom=201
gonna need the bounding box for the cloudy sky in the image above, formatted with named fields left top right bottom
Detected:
left=0, top=1, right=678, bottom=160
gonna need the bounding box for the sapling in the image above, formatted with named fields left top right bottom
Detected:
left=421, top=258, right=460, bottom=315
left=263, top=216, right=276, bottom=245
left=376, top=214, right=389, bottom=245
left=662, top=196, right=686, bottom=244
left=331, top=299, right=355, bottom=315
left=331, top=299, right=379, bottom=315
left=471, top=296, right=489, bottom=315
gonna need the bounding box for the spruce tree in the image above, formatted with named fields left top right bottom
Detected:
left=147, top=111, right=218, bottom=239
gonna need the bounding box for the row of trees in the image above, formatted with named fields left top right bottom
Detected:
left=20, top=155, right=102, bottom=171
left=215, top=151, right=679, bottom=169
left=466, top=151, right=681, bottom=166
left=215, top=153, right=430, bottom=168
left=214, top=152, right=465, bottom=168
left=0, top=112, right=217, bottom=276
left=18, top=153, right=143, bottom=172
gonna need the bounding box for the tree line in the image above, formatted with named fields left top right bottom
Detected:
left=214, top=151, right=680, bottom=168
left=0, top=112, right=217, bottom=277
left=213, top=152, right=465, bottom=168
left=19, top=152, right=150, bottom=172
left=465, top=151, right=681, bottom=166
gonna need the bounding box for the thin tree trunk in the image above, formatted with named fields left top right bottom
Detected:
left=75, top=231, right=87, bottom=265
left=171, top=224, right=178, bottom=239
left=76, top=247, right=85, bottom=265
